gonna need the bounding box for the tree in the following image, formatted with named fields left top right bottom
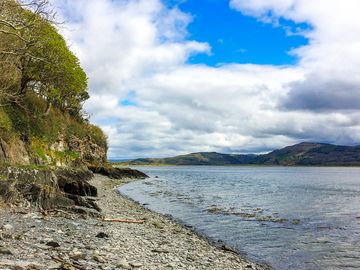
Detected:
left=0, top=0, right=54, bottom=105
left=0, top=0, right=89, bottom=117
left=20, top=21, right=89, bottom=115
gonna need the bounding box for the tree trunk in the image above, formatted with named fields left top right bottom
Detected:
left=19, top=76, right=29, bottom=94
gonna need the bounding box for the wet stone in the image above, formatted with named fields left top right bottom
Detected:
left=46, top=241, right=61, bottom=248
left=96, top=232, right=109, bottom=239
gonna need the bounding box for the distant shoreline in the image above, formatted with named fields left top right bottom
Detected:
left=112, top=162, right=360, bottom=168
left=111, top=142, right=360, bottom=167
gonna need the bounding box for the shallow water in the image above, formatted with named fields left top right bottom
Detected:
left=118, top=166, right=360, bottom=270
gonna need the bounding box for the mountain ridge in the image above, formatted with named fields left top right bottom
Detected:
left=120, top=142, right=360, bottom=166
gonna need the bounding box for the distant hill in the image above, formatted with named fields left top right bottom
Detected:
left=121, top=142, right=360, bottom=166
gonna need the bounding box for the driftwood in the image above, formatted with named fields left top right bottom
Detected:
left=102, top=217, right=145, bottom=224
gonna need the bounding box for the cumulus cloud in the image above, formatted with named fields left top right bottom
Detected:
left=50, top=0, right=360, bottom=158
left=231, top=0, right=360, bottom=112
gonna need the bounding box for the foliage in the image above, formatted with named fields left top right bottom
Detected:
left=0, top=0, right=89, bottom=117
left=0, top=0, right=52, bottom=104
left=0, top=1, right=108, bottom=167
left=31, top=137, right=48, bottom=161
left=2, top=92, right=107, bottom=165
left=31, top=137, right=80, bottom=165
left=22, top=21, right=89, bottom=115
left=0, top=109, right=12, bottom=131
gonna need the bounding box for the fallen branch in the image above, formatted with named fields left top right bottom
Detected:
left=102, top=218, right=145, bottom=224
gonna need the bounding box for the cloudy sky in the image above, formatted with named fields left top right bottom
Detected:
left=50, top=0, right=360, bottom=159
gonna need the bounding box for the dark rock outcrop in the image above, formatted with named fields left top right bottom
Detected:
left=0, top=165, right=148, bottom=212
left=55, top=168, right=100, bottom=212
left=0, top=167, right=100, bottom=212
left=56, top=168, right=97, bottom=197
left=88, top=166, right=148, bottom=179
left=0, top=167, right=74, bottom=209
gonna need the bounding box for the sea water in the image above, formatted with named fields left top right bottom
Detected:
left=118, top=166, right=360, bottom=270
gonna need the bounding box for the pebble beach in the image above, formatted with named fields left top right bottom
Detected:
left=0, top=174, right=267, bottom=270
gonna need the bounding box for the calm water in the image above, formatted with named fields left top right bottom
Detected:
left=118, top=166, right=360, bottom=270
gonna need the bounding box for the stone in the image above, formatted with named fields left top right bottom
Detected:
left=48, top=262, right=62, bottom=269
left=0, top=173, right=263, bottom=270
left=151, top=248, right=169, bottom=253
left=93, top=255, right=106, bottom=263
left=70, top=251, right=86, bottom=260
left=130, top=262, right=142, bottom=268
left=117, top=259, right=131, bottom=269
left=0, top=247, right=13, bottom=255
left=96, top=232, right=109, bottom=238
left=167, top=263, right=177, bottom=268
left=46, top=241, right=60, bottom=248
left=2, top=224, right=13, bottom=231
left=221, top=245, right=237, bottom=253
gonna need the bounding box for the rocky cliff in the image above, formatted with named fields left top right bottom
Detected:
left=0, top=94, right=147, bottom=212
left=0, top=165, right=147, bottom=213
left=0, top=138, right=31, bottom=166
left=0, top=2, right=148, bottom=214
left=0, top=134, right=107, bottom=168
left=0, top=91, right=109, bottom=168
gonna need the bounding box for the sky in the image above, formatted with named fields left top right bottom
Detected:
left=50, top=0, right=360, bottom=159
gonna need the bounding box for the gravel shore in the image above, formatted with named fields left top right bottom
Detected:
left=0, top=174, right=267, bottom=270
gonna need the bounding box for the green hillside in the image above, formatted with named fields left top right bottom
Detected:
left=124, top=142, right=360, bottom=166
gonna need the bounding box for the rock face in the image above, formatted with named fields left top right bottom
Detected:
left=67, top=136, right=107, bottom=167
left=0, top=123, right=148, bottom=213
left=0, top=167, right=101, bottom=212
left=47, top=134, right=108, bottom=167
left=0, top=165, right=149, bottom=212
left=0, top=133, right=107, bottom=168
left=0, top=138, right=31, bottom=166
left=0, top=167, right=73, bottom=209
left=57, top=169, right=97, bottom=197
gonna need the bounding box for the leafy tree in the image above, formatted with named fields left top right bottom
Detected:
left=21, top=21, right=89, bottom=116
left=0, top=0, right=53, bottom=104
left=0, top=0, right=89, bottom=117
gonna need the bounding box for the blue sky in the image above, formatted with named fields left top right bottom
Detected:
left=166, top=0, right=309, bottom=66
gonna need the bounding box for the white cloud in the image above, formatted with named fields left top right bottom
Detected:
left=50, top=0, right=360, bottom=158
left=231, top=0, right=360, bottom=111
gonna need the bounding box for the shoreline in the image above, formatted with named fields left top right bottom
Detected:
left=117, top=188, right=271, bottom=268
left=0, top=174, right=268, bottom=270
